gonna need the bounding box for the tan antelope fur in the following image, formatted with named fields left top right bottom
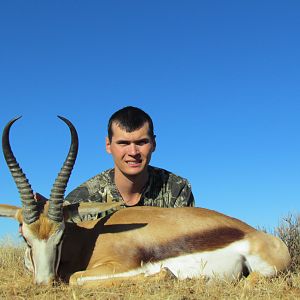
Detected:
left=0, top=117, right=291, bottom=286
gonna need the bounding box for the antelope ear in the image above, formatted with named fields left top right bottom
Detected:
left=63, top=202, right=122, bottom=222
left=0, top=204, right=22, bottom=221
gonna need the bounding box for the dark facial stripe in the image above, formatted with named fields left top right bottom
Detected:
left=136, top=227, right=245, bottom=264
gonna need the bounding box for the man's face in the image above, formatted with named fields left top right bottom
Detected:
left=106, top=122, right=156, bottom=177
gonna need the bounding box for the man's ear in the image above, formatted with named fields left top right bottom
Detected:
left=152, top=135, right=156, bottom=153
left=105, top=136, right=112, bottom=154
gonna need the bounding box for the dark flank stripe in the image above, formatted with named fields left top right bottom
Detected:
left=136, top=227, right=245, bottom=263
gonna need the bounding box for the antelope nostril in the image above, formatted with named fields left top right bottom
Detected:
left=48, top=275, right=57, bottom=286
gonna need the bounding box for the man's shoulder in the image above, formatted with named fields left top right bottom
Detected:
left=65, top=168, right=116, bottom=204
left=83, top=168, right=114, bottom=186
left=70, top=169, right=113, bottom=195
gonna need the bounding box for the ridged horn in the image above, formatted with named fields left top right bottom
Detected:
left=48, top=116, right=78, bottom=222
left=2, top=117, right=39, bottom=224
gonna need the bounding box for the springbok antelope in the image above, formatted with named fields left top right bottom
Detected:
left=0, top=117, right=291, bottom=286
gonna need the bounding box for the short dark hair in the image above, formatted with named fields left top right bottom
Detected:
left=108, top=106, right=155, bottom=141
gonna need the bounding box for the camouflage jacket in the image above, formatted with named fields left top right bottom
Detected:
left=65, top=166, right=194, bottom=221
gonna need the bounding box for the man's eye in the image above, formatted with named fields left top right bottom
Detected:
left=117, top=141, right=129, bottom=145
left=136, top=140, right=149, bottom=146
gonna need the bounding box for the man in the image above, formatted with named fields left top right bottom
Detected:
left=65, top=106, right=194, bottom=218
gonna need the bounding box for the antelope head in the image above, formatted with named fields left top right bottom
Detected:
left=1, top=116, right=78, bottom=285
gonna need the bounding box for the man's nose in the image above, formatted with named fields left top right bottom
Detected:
left=128, top=143, right=139, bottom=155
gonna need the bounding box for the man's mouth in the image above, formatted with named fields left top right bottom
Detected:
left=126, top=161, right=142, bottom=167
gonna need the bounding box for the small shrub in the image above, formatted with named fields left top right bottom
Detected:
left=275, top=214, right=300, bottom=273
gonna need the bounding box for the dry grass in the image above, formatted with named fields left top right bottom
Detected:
left=0, top=214, right=299, bottom=300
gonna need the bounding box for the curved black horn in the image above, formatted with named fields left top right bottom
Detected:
left=2, top=117, right=39, bottom=224
left=48, top=116, right=78, bottom=222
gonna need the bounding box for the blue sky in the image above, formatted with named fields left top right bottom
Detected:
left=0, top=1, right=299, bottom=240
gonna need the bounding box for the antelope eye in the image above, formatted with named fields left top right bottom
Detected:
left=18, top=223, right=23, bottom=234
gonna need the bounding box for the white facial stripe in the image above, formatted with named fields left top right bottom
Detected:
left=24, top=247, right=34, bottom=272
left=32, top=240, right=54, bottom=282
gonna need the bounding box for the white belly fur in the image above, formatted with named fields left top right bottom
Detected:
left=76, top=239, right=275, bottom=285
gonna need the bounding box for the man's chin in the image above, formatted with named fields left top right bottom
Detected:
left=124, top=170, right=143, bottom=178
left=122, top=167, right=145, bottom=178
